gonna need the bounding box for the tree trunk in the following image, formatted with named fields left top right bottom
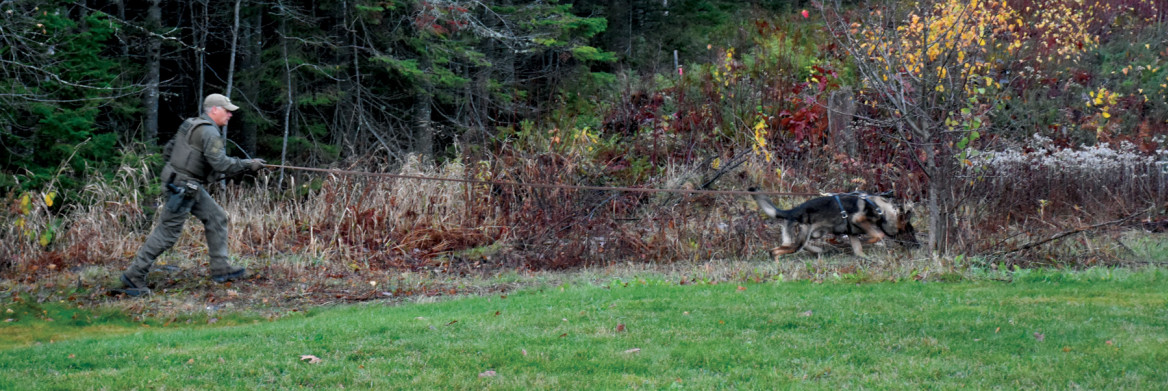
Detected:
left=923, top=135, right=951, bottom=257
left=221, top=0, right=241, bottom=152
left=278, top=4, right=293, bottom=188
left=143, top=0, right=161, bottom=144
left=828, top=87, right=857, bottom=156
left=195, top=0, right=207, bottom=108
left=238, top=3, right=261, bottom=156
left=414, top=55, right=434, bottom=158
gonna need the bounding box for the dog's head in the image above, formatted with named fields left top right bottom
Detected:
left=868, top=194, right=920, bottom=248
left=894, top=207, right=920, bottom=248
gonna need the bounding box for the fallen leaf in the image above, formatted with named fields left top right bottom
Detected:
left=1105, top=340, right=1114, bottom=346
left=559, top=333, right=568, bottom=338
left=623, top=348, right=641, bottom=354
left=208, top=318, right=218, bottom=324
left=446, top=320, right=458, bottom=326
left=995, top=327, right=1000, bottom=333
left=415, top=317, right=426, bottom=320
left=187, top=358, right=195, bottom=364
left=494, top=311, right=500, bottom=316
left=68, top=354, right=75, bottom=359
left=219, top=358, right=226, bottom=364
left=1033, top=332, right=1045, bottom=342
left=737, top=286, right=747, bottom=291
left=615, top=323, right=626, bottom=332
left=521, top=349, right=528, bottom=356
left=226, top=289, right=239, bottom=297
left=300, top=355, right=322, bottom=364
left=479, top=370, right=497, bottom=378
left=1062, top=346, right=1071, bottom=352
left=799, top=310, right=813, bottom=317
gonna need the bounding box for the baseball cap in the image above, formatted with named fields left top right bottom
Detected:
left=203, top=93, right=239, bottom=111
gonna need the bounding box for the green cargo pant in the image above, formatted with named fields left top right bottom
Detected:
left=124, top=184, right=237, bottom=285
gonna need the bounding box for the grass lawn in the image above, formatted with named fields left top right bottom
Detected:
left=1, top=268, right=1166, bottom=390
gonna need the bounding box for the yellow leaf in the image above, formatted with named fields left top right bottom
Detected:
left=1102, top=112, right=1110, bottom=119
left=44, top=192, right=55, bottom=207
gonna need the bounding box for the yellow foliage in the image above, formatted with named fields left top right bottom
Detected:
left=858, top=0, right=1100, bottom=97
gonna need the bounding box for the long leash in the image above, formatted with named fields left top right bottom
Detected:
left=264, top=164, right=818, bottom=197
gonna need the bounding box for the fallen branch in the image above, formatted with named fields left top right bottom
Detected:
left=996, top=211, right=1146, bottom=256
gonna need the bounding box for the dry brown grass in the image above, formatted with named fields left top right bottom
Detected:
left=2, top=148, right=1163, bottom=319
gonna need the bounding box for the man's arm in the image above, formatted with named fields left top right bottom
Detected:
left=197, top=125, right=254, bottom=177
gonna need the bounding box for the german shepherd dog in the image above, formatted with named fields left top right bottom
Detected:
left=749, top=189, right=918, bottom=259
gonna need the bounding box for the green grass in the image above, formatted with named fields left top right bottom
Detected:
left=1, top=268, right=1166, bottom=390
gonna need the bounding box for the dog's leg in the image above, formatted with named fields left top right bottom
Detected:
left=771, top=246, right=798, bottom=260
left=851, top=214, right=886, bottom=244
left=848, top=235, right=867, bottom=257
left=804, top=242, right=825, bottom=254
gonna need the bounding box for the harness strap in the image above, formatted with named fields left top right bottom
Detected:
left=859, top=193, right=884, bottom=215
left=833, top=195, right=848, bottom=220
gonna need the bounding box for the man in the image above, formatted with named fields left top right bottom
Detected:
left=120, top=93, right=265, bottom=297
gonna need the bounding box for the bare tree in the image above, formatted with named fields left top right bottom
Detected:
left=142, top=0, right=161, bottom=144
left=823, top=0, right=1008, bottom=254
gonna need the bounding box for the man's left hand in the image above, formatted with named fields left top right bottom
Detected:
left=246, top=159, right=267, bottom=172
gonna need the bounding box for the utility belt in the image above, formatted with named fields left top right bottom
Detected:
left=164, top=176, right=201, bottom=213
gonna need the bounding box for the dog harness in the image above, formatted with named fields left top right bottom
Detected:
left=832, top=192, right=885, bottom=221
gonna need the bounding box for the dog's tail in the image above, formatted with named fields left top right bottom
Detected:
left=748, top=188, right=797, bottom=220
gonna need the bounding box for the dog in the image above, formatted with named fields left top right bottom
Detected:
left=749, top=188, right=917, bottom=259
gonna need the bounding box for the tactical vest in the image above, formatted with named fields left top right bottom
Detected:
left=160, top=118, right=216, bottom=184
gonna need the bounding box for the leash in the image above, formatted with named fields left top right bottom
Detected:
left=263, top=164, right=819, bottom=197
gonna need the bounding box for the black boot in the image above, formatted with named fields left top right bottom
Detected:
left=211, top=267, right=247, bottom=283
left=120, top=273, right=152, bottom=297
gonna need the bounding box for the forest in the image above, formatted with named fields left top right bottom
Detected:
left=3, top=0, right=1168, bottom=289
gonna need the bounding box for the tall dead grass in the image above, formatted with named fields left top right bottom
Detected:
left=2, top=142, right=1162, bottom=283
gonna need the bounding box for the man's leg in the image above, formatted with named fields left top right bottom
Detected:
left=189, top=187, right=244, bottom=281
left=123, top=198, right=190, bottom=293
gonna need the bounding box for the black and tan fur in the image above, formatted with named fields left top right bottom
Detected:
left=749, top=189, right=918, bottom=259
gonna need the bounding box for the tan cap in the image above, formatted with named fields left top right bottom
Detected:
left=203, top=93, right=239, bottom=111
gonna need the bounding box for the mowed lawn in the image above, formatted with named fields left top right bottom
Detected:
left=1, top=269, right=1166, bottom=390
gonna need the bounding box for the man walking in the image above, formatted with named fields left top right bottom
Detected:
left=121, top=93, right=265, bottom=297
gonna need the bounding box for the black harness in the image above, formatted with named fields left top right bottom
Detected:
left=832, top=192, right=884, bottom=221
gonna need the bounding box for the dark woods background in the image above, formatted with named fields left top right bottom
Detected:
left=2, top=0, right=780, bottom=191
